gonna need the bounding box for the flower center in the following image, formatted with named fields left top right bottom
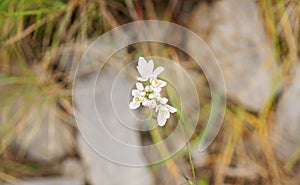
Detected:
left=152, top=79, right=159, bottom=86
left=145, top=90, right=154, bottom=100
left=160, top=108, right=168, bottom=117
left=134, top=96, right=143, bottom=103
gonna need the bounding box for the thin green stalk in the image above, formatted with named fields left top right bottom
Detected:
left=149, top=119, right=181, bottom=182
left=178, top=120, right=197, bottom=185
left=167, top=88, right=197, bottom=184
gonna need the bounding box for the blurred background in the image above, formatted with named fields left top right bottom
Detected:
left=0, top=0, right=300, bottom=185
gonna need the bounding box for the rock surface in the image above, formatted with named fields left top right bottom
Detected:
left=190, top=0, right=278, bottom=111
left=61, top=158, right=85, bottom=183
left=77, top=135, right=153, bottom=185
left=74, top=65, right=154, bottom=185
left=13, top=110, right=75, bottom=163
left=273, top=64, right=300, bottom=160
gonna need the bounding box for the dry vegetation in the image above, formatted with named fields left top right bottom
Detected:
left=0, top=0, right=300, bottom=185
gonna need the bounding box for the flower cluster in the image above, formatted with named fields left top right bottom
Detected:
left=129, top=57, right=177, bottom=126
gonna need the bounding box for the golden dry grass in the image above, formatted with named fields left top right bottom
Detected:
left=0, top=0, right=299, bottom=185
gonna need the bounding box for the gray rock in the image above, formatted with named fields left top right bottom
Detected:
left=73, top=65, right=154, bottom=185
left=0, top=75, right=75, bottom=163
left=13, top=109, right=75, bottom=163
left=77, top=135, right=153, bottom=185
left=61, top=158, right=85, bottom=182
left=273, top=64, right=300, bottom=160
left=11, top=104, right=75, bottom=163
left=190, top=0, right=279, bottom=111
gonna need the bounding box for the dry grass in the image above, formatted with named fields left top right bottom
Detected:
left=0, top=0, right=299, bottom=185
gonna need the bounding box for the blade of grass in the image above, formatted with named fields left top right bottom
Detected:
left=1, top=7, right=66, bottom=48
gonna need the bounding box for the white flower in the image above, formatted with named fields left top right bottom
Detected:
left=132, top=82, right=145, bottom=97
left=145, top=85, right=161, bottom=99
left=136, top=57, right=164, bottom=82
left=155, top=98, right=177, bottom=126
left=129, top=83, right=145, bottom=109
left=129, top=95, right=144, bottom=109
left=150, top=78, right=167, bottom=88
left=142, top=99, right=157, bottom=109
left=149, top=78, right=167, bottom=93
left=129, top=57, right=177, bottom=126
left=145, top=85, right=160, bottom=94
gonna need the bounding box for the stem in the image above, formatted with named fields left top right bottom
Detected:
left=165, top=85, right=198, bottom=184
left=149, top=120, right=181, bottom=182
left=187, top=142, right=196, bottom=184
left=179, top=121, right=197, bottom=185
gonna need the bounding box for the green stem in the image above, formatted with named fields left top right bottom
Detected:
left=179, top=121, right=197, bottom=185
left=165, top=84, right=198, bottom=184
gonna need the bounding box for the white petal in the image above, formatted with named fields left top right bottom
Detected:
left=153, top=87, right=161, bottom=93
left=132, top=90, right=139, bottom=96
left=138, top=57, right=148, bottom=67
left=137, top=66, right=148, bottom=77
left=145, top=85, right=151, bottom=92
left=137, top=76, right=148, bottom=82
left=148, top=59, right=154, bottom=75
left=155, top=95, right=161, bottom=101
left=136, top=82, right=144, bottom=91
left=160, top=97, right=168, bottom=104
left=148, top=93, right=155, bottom=99
left=166, top=105, right=177, bottom=113
left=129, top=101, right=140, bottom=109
left=165, top=110, right=171, bottom=119
left=142, top=99, right=149, bottom=107
left=157, top=110, right=167, bottom=126
left=150, top=78, right=157, bottom=86
left=137, top=58, right=153, bottom=77
left=155, top=104, right=161, bottom=112
left=158, top=80, right=167, bottom=87
left=150, top=79, right=166, bottom=88
left=132, top=90, right=145, bottom=97
left=148, top=100, right=157, bottom=109
left=152, top=66, right=164, bottom=76
left=149, top=76, right=157, bottom=82
left=137, top=57, right=149, bottom=76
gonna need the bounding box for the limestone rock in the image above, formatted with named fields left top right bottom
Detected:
left=13, top=109, right=75, bottom=163
left=74, top=66, right=154, bottom=185
left=190, top=0, right=278, bottom=111
left=273, top=64, right=300, bottom=160
left=77, top=135, right=153, bottom=185
left=61, top=158, right=85, bottom=183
